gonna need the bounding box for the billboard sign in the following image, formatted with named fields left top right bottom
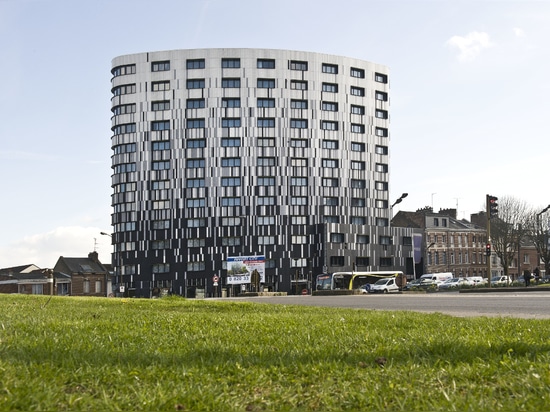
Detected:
left=227, top=255, right=265, bottom=285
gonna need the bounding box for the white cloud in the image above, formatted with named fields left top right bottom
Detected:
left=0, top=226, right=112, bottom=269
left=446, top=31, right=493, bottom=61
left=513, top=27, right=526, bottom=37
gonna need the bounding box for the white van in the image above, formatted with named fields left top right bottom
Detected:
left=420, top=273, right=453, bottom=285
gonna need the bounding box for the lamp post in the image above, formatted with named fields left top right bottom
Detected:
left=391, top=193, right=408, bottom=208
left=100, top=232, right=118, bottom=296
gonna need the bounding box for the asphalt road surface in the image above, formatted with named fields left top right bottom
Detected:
left=231, top=291, right=550, bottom=319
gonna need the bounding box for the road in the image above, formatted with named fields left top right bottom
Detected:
left=231, top=291, right=550, bottom=319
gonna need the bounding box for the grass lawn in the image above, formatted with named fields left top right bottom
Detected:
left=0, top=294, right=549, bottom=411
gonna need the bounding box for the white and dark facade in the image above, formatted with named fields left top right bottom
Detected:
left=109, top=48, right=413, bottom=297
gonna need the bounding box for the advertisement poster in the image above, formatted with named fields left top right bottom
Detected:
left=227, top=255, right=265, bottom=284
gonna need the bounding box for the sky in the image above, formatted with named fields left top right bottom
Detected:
left=1, top=0, right=549, bottom=268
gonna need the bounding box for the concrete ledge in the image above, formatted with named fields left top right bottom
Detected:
left=240, top=291, right=288, bottom=297
left=460, top=287, right=550, bottom=293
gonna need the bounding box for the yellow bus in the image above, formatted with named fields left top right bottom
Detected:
left=315, top=271, right=405, bottom=291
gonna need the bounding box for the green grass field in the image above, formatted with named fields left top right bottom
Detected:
left=1, top=294, right=549, bottom=411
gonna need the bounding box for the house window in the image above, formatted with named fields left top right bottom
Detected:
left=257, top=59, right=275, bottom=69
left=152, top=61, right=170, bottom=72
left=322, top=63, right=338, bottom=74
left=290, top=60, right=308, bottom=71
left=322, top=83, right=338, bottom=93
left=186, top=59, right=205, bottom=69
left=350, top=67, right=365, bottom=78
left=83, top=280, right=90, bottom=294
left=222, top=58, right=240, bottom=68
left=152, top=81, right=170, bottom=91
left=222, top=78, right=241, bottom=88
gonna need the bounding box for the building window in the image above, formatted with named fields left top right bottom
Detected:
left=290, top=139, right=308, bottom=148
left=112, top=64, right=136, bottom=77
left=380, top=236, right=392, bottom=245
left=187, top=218, right=206, bottom=228
left=113, top=143, right=136, bottom=154
left=152, top=61, right=170, bottom=72
left=357, top=235, right=369, bottom=244
left=322, top=101, right=338, bottom=111
left=291, top=197, right=307, bottom=206
left=112, top=84, right=136, bottom=96
left=351, top=216, right=366, bottom=225
left=222, top=98, right=241, bottom=108
left=221, top=197, right=241, bottom=207
left=289, top=60, right=308, bottom=71
left=380, top=258, right=392, bottom=267
left=221, top=177, right=241, bottom=187
left=350, top=67, right=365, bottom=78
left=257, top=98, right=275, bottom=108
left=152, top=100, right=170, bottom=111
left=187, top=159, right=205, bottom=168
left=322, top=63, right=338, bottom=74
left=375, top=181, right=388, bottom=191
left=375, top=163, right=388, bottom=173
left=152, top=240, right=170, bottom=249
left=257, top=157, right=276, bottom=166
left=83, top=280, right=90, bottom=294
left=187, top=139, right=206, bottom=148
left=351, top=142, right=365, bottom=152
left=324, top=197, right=339, bottom=206
left=114, top=163, right=136, bottom=174
left=331, top=233, right=345, bottom=243
left=291, top=158, right=307, bottom=167
left=152, top=81, right=170, bottom=91
left=258, top=177, right=275, bottom=186
left=351, top=124, right=365, bottom=134
left=322, top=83, right=338, bottom=93
left=375, top=72, right=388, bottom=83
left=322, top=159, right=338, bottom=168
left=330, top=256, right=344, bottom=266
left=351, top=105, right=365, bottom=115
left=187, top=119, right=205, bottom=129
left=221, top=157, right=241, bottom=167
left=151, top=120, right=170, bottom=131
left=376, top=91, right=388, bottom=101
left=152, top=141, right=170, bottom=151
left=222, top=58, right=240, bottom=68
left=290, top=177, right=308, bottom=186
left=258, top=216, right=275, bottom=226
left=257, top=196, right=276, bottom=206
left=153, top=263, right=170, bottom=273
left=152, top=160, right=170, bottom=170
left=351, top=86, right=365, bottom=96
left=221, top=118, right=241, bottom=128
left=113, top=124, right=136, bottom=135
left=375, top=145, right=388, bottom=155
left=258, top=236, right=275, bottom=245
left=376, top=127, right=388, bottom=137
left=186, top=98, right=205, bottom=109
left=186, top=59, right=205, bottom=69
left=222, top=78, right=241, bottom=88
left=222, top=237, right=241, bottom=246
left=324, top=216, right=340, bottom=223
left=188, top=238, right=206, bottom=247
left=187, top=261, right=205, bottom=271
left=257, top=59, right=275, bottom=69
left=376, top=109, right=388, bottom=119
left=257, top=78, right=275, bottom=88
left=257, top=118, right=275, bottom=128
left=112, top=103, right=136, bottom=116
left=291, top=216, right=308, bottom=225
left=322, top=178, right=339, bottom=187
left=290, top=80, right=308, bottom=90
left=291, top=99, right=308, bottom=109
left=351, top=198, right=365, bottom=207
left=376, top=218, right=389, bottom=227
left=321, top=121, right=338, bottom=131
left=187, top=198, right=206, bottom=208
left=187, top=79, right=205, bottom=89
left=351, top=161, right=365, bottom=170
left=222, top=217, right=242, bottom=226
left=221, top=138, right=241, bottom=147
left=291, top=119, right=308, bottom=129
left=356, top=257, right=369, bottom=266
left=322, top=140, right=338, bottom=150
left=186, top=178, right=205, bottom=188
left=351, top=179, right=366, bottom=188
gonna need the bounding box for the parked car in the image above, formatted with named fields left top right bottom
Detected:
left=491, top=276, right=511, bottom=286
left=467, top=276, right=487, bottom=286
left=439, top=278, right=473, bottom=289
left=359, top=284, right=372, bottom=294
left=403, top=278, right=422, bottom=291
left=369, top=277, right=400, bottom=293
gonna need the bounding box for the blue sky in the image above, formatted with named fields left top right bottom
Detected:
left=1, top=0, right=549, bottom=268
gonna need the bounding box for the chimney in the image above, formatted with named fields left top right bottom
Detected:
left=88, top=251, right=99, bottom=263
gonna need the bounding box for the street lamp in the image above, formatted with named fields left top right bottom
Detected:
left=391, top=193, right=408, bottom=208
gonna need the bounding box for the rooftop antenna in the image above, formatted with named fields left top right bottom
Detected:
left=93, top=237, right=98, bottom=252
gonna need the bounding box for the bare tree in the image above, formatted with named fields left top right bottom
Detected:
left=527, top=205, right=550, bottom=278
left=490, top=196, right=532, bottom=278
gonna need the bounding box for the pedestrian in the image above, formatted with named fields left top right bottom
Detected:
left=533, top=267, right=540, bottom=284
left=524, top=269, right=532, bottom=287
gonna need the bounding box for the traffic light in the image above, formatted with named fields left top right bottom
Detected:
left=488, top=195, right=498, bottom=218
left=486, top=243, right=491, bottom=256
